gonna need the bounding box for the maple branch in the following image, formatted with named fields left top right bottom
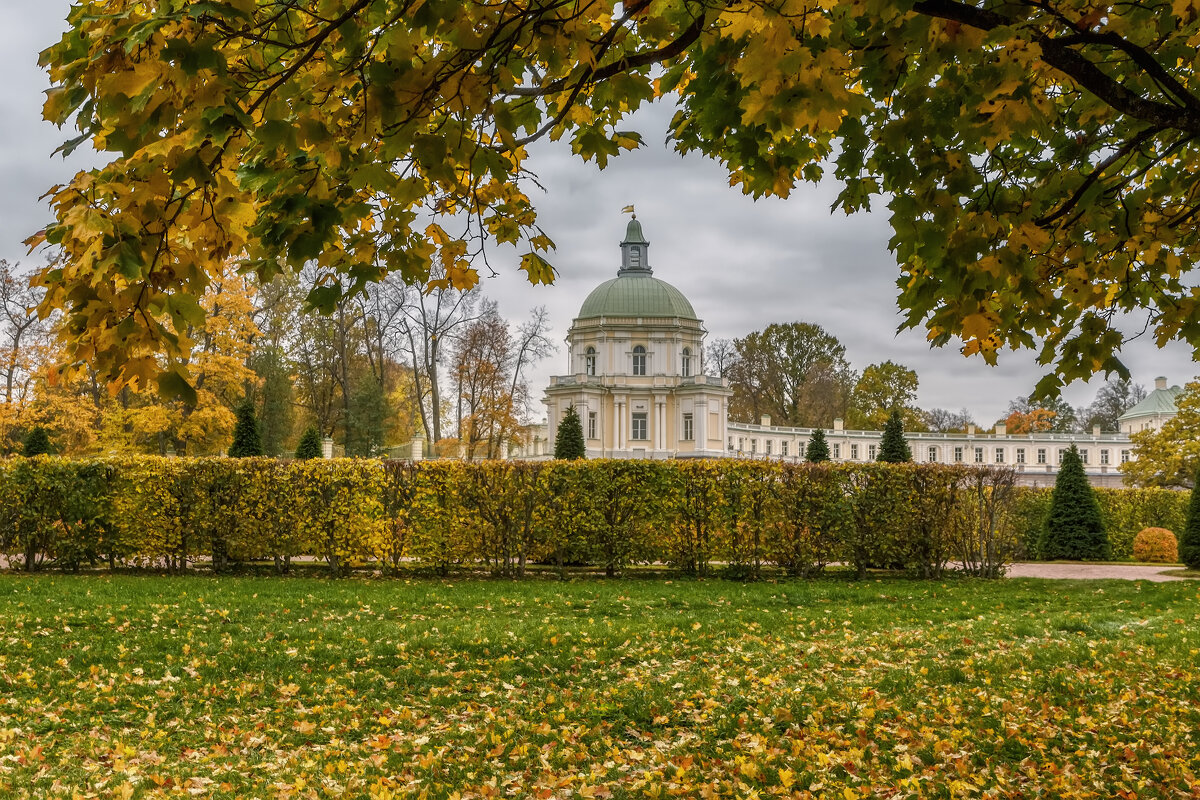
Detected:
left=1034, top=124, right=1165, bottom=227
left=503, top=11, right=707, bottom=98
left=911, top=0, right=1200, bottom=132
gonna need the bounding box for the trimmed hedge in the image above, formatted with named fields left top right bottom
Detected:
left=0, top=455, right=1111, bottom=578
left=1011, top=487, right=1188, bottom=561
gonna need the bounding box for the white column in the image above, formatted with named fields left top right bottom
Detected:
left=616, top=399, right=625, bottom=451
left=696, top=399, right=708, bottom=451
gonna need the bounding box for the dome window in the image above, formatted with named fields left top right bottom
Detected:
left=681, top=347, right=692, bottom=377
left=585, top=346, right=596, bottom=376
left=632, top=345, right=647, bottom=376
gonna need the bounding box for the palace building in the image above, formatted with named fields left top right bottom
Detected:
left=516, top=218, right=1180, bottom=487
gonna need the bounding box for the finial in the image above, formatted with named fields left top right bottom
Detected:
left=622, top=204, right=636, bottom=219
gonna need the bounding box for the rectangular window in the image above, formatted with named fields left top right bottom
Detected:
left=682, top=413, right=694, bottom=441
left=738, top=437, right=744, bottom=452
left=765, top=439, right=772, bottom=455
left=1037, top=448, right=1047, bottom=465
left=1121, top=449, right=1131, bottom=463
left=631, top=412, right=648, bottom=440
left=974, top=447, right=984, bottom=463
left=868, top=444, right=877, bottom=460
left=1016, top=448, right=1026, bottom=464
left=995, top=448, right=1005, bottom=464
left=1057, top=449, right=1065, bottom=464
left=954, top=446, right=964, bottom=463
left=751, top=439, right=758, bottom=454
left=587, top=412, right=597, bottom=440
left=1100, top=449, right=1110, bottom=466
left=781, top=441, right=789, bottom=457
left=928, top=446, right=938, bottom=463
left=728, top=437, right=734, bottom=452
left=1080, top=449, right=1089, bottom=465
left=833, top=444, right=841, bottom=459
left=851, top=444, right=859, bottom=460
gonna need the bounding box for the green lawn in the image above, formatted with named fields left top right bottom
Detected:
left=1, top=575, right=1198, bottom=798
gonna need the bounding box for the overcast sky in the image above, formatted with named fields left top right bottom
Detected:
left=4, top=3, right=1196, bottom=426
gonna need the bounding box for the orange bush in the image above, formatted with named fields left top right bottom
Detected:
left=1132, top=527, right=1179, bottom=563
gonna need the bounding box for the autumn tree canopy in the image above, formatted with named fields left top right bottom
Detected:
left=36, top=0, right=1200, bottom=396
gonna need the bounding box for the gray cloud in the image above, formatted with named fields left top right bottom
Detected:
left=3, top=2, right=1194, bottom=427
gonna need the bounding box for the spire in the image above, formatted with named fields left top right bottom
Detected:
left=618, top=214, right=650, bottom=274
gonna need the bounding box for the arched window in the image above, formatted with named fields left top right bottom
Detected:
left=632, top=345, right=646, bottom=376
left=681, top=347, right=691, bottom=377
left=585, top=346, right=596, bottom=376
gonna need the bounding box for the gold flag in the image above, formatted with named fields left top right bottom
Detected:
left=621, top=205, right=635, bottom=214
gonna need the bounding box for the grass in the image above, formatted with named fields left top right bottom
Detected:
left=1161, top=568, right=1200, bottom=578
left=1, top=574, right=1198, bottom=798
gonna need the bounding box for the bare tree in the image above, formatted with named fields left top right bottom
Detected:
left=0, top=261, right=49, bottom=406
left=391, top=263, right=479, bottom=451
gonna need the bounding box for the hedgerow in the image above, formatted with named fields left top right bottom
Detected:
left=0, top=456, right=1171, bottom=576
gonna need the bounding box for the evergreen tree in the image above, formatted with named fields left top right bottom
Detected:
left=22, top=426, right=51, bottom=456
left=805, top=428, right=830, bottom=463
left=554, top=405, right=586, bottom=460
left=877, top=410, right=913, bottom=462
left=345, top=378, right=388, bottom=457
left=252, top=345, right=294, bottom=456
left=295, top=424, right=323, bottom=460
left=1040, top=444, right=1109, bottom=560
left=228, top=397, right=263, bottom=457
left=1182, top=468, right=1200, bottom=569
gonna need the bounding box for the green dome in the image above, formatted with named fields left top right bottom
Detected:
left=577, top=274, right=697, bottom=320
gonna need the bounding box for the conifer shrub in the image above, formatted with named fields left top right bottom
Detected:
left=805, top=429, right=830, bottom=462
left=877, top=411, right=912, bottom=463
left=1182, top=470, right=1200, bottom=569
left=1131, top=527, right=1179, bottom=563
left=1040, top=445, right=1110, bottom=560
left=228, top=398, right=263, bottom=457
left=554, top=405, right=586, bottom=460
left=295, top=425, right=323, bottom=460
left=22, top=426, right=51, bottom=456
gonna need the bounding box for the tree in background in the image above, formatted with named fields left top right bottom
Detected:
left=228, top=398, right=263, bottom=457
left=1182, top=469, right=1200, bottom=569
left=554, top=406, right=586, bottom=460
left=295, top=425, right=322, bottom=460
left=1004, top=408, right=1058, bottom=435
left=22, top=426, right=51, bottom=456
left=452, top=303, right=553, bottom=459
left=726, top=322, right=856, bottom=428
left=1122, top=378, right=1200, bottom=488
left=846, top=361, right=924, bottom=431
left=804, top=429, right=830, bottom=463
left=1081, top=378, right=1147, bottom=433
left=1004, top=394, right=1080, bottom=434
left=923, top=408, right=976, bottom=434
left=345, top=377, right=389, bottom=458
left=1041, top=445, right=1109, bottom=561
left=251, top=345, right=294, bottom=456
left=877, top=411, right=913, bottom=463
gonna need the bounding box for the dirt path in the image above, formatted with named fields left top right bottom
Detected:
left=1007, top=563, right=1187, bottom=582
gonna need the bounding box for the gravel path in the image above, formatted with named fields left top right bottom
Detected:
left=1007, top=562, right=1188, bottom=582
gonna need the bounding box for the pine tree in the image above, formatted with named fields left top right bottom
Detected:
left=252, top=346, right=294, bottom=456
left=346, top=378, right=388, bottom=457
left=1040, top=444, right=1109, bottom=560
left=22, top=426, right=51, bottom=456
left=554, top=405, right=586, bottom=460
left=228, top=397, right=263, bottom=457
left=877, top=410, right=912, bottom=462
left=805, top=428, right=830, bottom=462
left=1181, top=468, right=1200, bottom=569
left=295, top=424, right=323, bottom=460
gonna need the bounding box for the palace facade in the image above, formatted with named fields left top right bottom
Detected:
left=516, top=219, right=1181, bottom=487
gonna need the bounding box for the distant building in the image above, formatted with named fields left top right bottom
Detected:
left=510, top=218, right=1179, bottom=487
